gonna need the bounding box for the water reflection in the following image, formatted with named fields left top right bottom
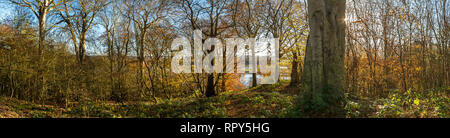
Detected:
left=239, top=73, right=291, bottom=88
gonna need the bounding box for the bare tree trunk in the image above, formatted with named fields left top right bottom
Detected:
left=205, top=74, right=216, bottom=97
left=37, top=8, right=48, bottom=102
left=251, top=38, right=258, bottom=87
left=300, top=0, right=346, bottom=117
left=139, top=31, right=146, bottom=99
left=38, top=12, right=46, bottom=57
left=79, top=31, right=87, bottom=65
left=290, top=51, right=299, bottom=87
left=252, top=73, right=257, bottom=87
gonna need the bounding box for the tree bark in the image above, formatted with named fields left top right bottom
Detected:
left=138, top=30, right=146, bottom=99
left=79, top=31, right=87, bottom=64
left=37, top=6, right=48, bottom=102
left=252, top=73, right=257, bottom=87
left=205, top=74, right=216, bottom=97
left=300, top=0, right=346, bottom=117
left=290, top=51, right=299, bottom=87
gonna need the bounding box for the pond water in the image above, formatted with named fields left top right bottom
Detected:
left=239, top=74, right=291, bottom=88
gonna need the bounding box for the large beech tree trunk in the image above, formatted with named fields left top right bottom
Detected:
left=301, top=0, right=346, bottom=117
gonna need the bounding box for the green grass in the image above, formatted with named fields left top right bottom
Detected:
left=0, top=82, right=448, bottom=118
left=0, top=81, right=297, bottom=118
left=345, top=87, right=449, bottom=118
left=61, top=81, right=297, bottom=118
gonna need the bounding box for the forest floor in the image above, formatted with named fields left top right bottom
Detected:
left=0, top=81, right=448, bottom=118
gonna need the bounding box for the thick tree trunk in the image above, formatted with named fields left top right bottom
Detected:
left=300, top=0, right=346, bottom=117
left=37, top=9, right=47, bottom=102
left=79, top=31, right=87, bottom=65
left=38, top=13, right=46, bottom=57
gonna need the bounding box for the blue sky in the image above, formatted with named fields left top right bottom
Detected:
left=0, top=2, right=13, bottom=21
